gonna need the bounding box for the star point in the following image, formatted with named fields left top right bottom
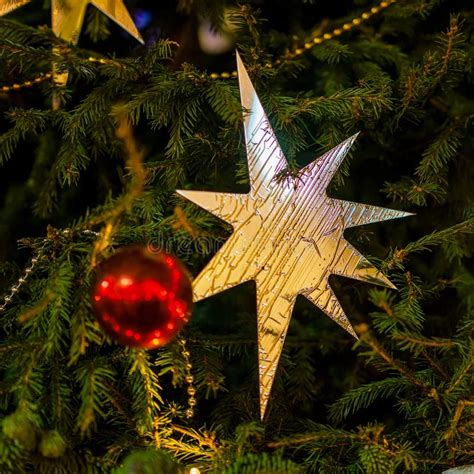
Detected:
left=52, top=0, right=144, bottom=45
left=0, top=0, right=29, bottom=16
left=1, top=0, right=143, bottom=43
left=177, top=54, right=412, bottom=419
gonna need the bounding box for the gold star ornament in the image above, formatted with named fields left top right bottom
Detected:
left=0, top=0, right=143, bottom=43
left=1, top=0, right=143, bottom=84
left=177, top=52, right=412, bottom=419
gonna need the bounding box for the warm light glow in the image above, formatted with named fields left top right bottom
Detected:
left=125, top=329, right=133, bottom=337
left=98, top=278, right=174, bottom=303
left=167, top=323, right=174, bottom=330
left=189, top=468, right=201, bottom=474
left=152, top=338, right=160, bottom=345
left=174, top=300, right=185, bottom=317
left=171, top=269, right=180, bottom=284
left=119, top=276, right=133, bottom=287
left=100, top=280, right=109, bottom=289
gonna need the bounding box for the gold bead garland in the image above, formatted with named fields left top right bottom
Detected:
left=0, top=0, right=397, bottom=91
left=0, top=72, right=52, bottom=93
left=209, top=0, right=397, bottom=79
left=178, top=337, right=197, bottom=419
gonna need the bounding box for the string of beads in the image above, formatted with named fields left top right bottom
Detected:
left=209, top=0, right=397, bottom=79
left=0, top=229, right=99, bottom=312
left=0, top=72, right=52, bottom=93
left=0, top=0, right=397, bottom=90
left=178, top=337, right=198, bottom=418
left=0, top=230, right=198, bottom=418
left=0, top=239, right=46, bottom=312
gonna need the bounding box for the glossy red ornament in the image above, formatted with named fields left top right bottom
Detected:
left=91, top=246, right=193, bottom=348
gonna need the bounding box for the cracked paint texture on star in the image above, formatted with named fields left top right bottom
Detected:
left=177, top=52, right=412, bottom=419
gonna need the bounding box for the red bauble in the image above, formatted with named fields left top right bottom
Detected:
left=91, top=246, right=193, bottom=348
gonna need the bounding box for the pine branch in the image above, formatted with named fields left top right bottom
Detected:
left=0, top=109, right=50, bottom=165
left=385, top=218, right=474, bottom=270
left=128, top=350, right=163, bottom=434
left=328, top=377, right=410, bottom=422
left=76, top=361, right=116, bottom=434
left=355, top=324, right=440, bottom=403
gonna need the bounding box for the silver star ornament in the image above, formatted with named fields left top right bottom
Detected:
left=177, top=52, right=412, bottom=419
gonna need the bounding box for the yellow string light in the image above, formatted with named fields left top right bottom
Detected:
left=0, top=0, right=397, bottom=91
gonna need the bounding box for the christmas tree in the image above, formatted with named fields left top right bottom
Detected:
left=1, top=0, right=473, bottom=472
